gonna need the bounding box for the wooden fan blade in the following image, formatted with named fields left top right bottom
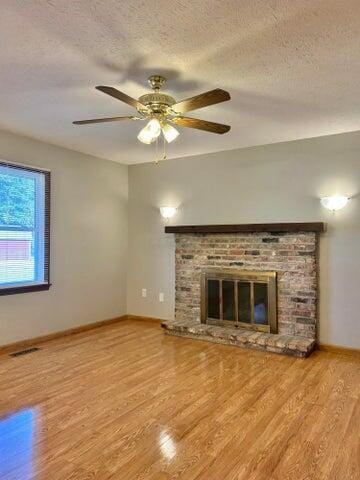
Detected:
left=172, top=89, right=230, bottom=114
left=73, top=115, right=140, bottom=125
left=170, top=116, right=230, bottom=134
left=96, top=86, right=145, bottom=110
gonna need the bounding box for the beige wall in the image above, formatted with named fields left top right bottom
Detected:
left=128, top=131, right=360, bottom=349
left=0, top=129, right=128, bottom=345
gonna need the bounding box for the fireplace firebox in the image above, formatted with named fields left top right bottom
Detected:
left=201, top=269, right=277, bottom=333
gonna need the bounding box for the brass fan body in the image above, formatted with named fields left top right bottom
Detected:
left=137, top=75, right=176, bottom=122
left=137, top=94, right=176, bottom=119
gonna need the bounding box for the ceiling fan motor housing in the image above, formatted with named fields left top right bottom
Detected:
left=138, top=93, right=176, bottom=115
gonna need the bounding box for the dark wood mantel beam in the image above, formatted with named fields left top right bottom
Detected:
left=165, top=222, right=326, bottom=234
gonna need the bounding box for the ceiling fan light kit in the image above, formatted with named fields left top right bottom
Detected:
left=137, top=118, right=180, bottom=145
left=73, top=75, right=231, bottom=161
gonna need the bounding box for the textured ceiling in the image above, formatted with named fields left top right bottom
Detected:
left=0, top=0, right=360, bottom=164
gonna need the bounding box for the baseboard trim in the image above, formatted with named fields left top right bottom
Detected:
left=0, top=315, right=127, bottom=356
left=124, top=314, right=164, bottom=324
left=316, top=343, right=360, bottom=357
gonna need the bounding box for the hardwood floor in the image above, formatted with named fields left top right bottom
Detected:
left=0, top=320, right=359, bottom=480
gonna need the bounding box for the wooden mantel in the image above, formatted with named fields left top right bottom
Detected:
left=165, top=222, right=326, bottom=234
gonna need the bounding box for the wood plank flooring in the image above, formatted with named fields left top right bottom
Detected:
left=0, top=320, right=359, bottom=480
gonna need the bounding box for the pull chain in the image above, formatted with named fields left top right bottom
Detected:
left=163, top=133, right=167, bottom=161
left=154, top=132, right=167, bottom=164
left=154, top=136, right=159, bottom=164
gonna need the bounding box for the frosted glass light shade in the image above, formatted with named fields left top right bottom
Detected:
left=160, top=206, right=177, bottom=219
left=137, top=119, right=161, bottom=144
left=320, top=196, right=349, bottom=211
left=162, top=123, right=179, bottom=143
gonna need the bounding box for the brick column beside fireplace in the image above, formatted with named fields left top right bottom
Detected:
left=174, top=232, right=318, bottom=340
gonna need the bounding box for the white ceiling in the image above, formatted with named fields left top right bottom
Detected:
left=1, top=0, right=360, bottom=164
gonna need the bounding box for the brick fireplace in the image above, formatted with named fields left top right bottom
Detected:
left=162, top=223, right=325, bottom=357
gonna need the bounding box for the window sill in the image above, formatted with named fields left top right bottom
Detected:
left=0, top=283, right=51, bottom=296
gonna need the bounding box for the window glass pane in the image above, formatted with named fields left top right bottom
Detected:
left=238, top=282, right=251, bottom=323
left=254, top=283, right=268, bottom=325
left=222, top=280, right=235, bottom=321
left=207, top=279, right=220, bottom=319
left=0, top=164, right=46, bottom=288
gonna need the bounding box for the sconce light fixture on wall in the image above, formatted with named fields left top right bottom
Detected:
left=160, top=206, right=177, bottom=219
left=320, top=195, right=349, bottom=211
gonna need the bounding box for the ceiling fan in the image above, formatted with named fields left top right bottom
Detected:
left=73, top=75, right=231, bottom=145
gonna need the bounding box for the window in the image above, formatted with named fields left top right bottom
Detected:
left=0, top=161, right=50, bottom=295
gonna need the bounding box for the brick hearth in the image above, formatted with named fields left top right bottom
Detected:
left=161, top=320, right=315, bottom=357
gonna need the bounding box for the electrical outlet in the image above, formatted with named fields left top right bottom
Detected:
left=159, top=292, right=164, bottom=303
left=142, top=289, right=147, bottom=298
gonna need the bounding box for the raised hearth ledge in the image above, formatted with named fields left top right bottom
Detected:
left=162, top=320, right=315, bottom=358
left=165, top=222, right=326, bottom=234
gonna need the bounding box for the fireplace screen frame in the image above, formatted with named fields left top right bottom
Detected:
left=201, top=269, right=277, bottom=333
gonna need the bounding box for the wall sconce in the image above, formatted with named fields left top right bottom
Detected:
left=320, top=196, right=349, bottom=211
left=160, top=206, right=177, bottom=219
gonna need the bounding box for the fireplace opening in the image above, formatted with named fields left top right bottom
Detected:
left=201, top=269, right=277, bottom=333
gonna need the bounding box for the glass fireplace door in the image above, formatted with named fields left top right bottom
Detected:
left=202, top=269, right=277, bottom=333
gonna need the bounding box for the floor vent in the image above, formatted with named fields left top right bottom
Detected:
left=10, top=347, right=41, bottom=357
